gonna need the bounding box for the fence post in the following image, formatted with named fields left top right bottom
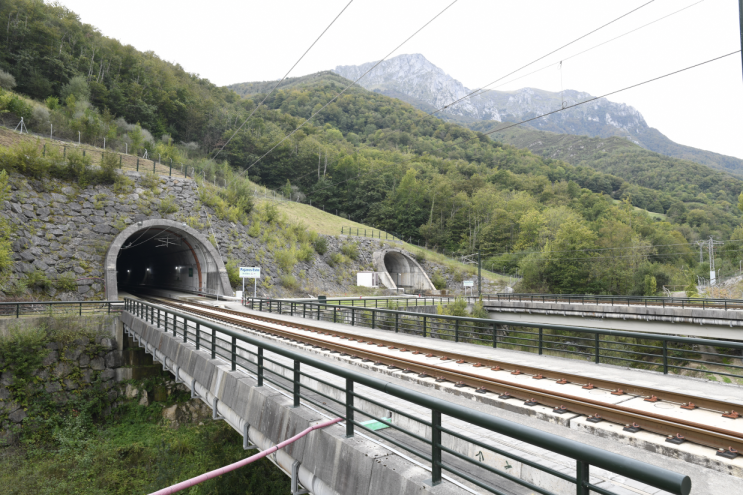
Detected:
left=351, top=308, right=355, bottom=326
left=371, top=310, right=376, bottom=329
left=492, top=323, right=497, bottom=348
left=293, top=360, right=301, bottom=407
left=576, top=460, right=589, bottom=495
left=538, top=328, right=543, bottom=355
left=137, top=158, right=139, bottom=171
left=423, top=315, right=427, bottom=338
left=196, top=323, right=200, bottom=350
left=662, top=340, right=668, bottom=374
left=231, top=336, right=237, bottom=371
left=595, top=333, right=600, bottom=364
left=257, top=347, right=264, bottom=386
left=333, top=306, right=337, bottom=323
left=303, top=303, right=306, bottom=319
left=432, top=410, right=442, bottom=485
left=211, top=327, right=216, bottom=359
left=346, top=379, right=354, bottom=437
left=395, top=313, right=399, bottom=333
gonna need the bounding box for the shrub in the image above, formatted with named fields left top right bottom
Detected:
left=159, top=195, right=179, bottom=214
left=431, top=271, right=447, bottom=290
left=340, top=242, right=359, bottom=261
left=263, top=202, right=280, bottom=224
left=275, top=249, right=297, bottom=272
left=0, top=237, right=11, bottom=272
left=24, top=270, right=52, bottom=290
left=98, top=152, right=118, bottom=184
left=413, top=251, right=426, bottom=263
left=0, top=70, right=16, bottom=90
left=140, top=172, right=160, bottom=191
left=313, top=236, right=328, bottom=255
left=113, top=173, right=134, bottom=194
left=297, top=242, right=314, bottom=262
left=280, top=274, right=298, bottom=289
left=225, top=260, right=241, bottom=288
left=54, top=273, right=78, bottom=292
left=248, top=220, right=261, bottom=237
left=327, top=252, right=346, bottom=267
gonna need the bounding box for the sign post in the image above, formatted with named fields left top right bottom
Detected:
left=240, top=267, right=261, bottom=299
left=463, top=280, right=474, bottom=297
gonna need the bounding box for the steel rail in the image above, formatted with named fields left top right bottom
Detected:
left=125, top=296, right=692, bottom=495
left=142, top=295, right=743, bottom=454
left=149, top=295, right=742, bottom=413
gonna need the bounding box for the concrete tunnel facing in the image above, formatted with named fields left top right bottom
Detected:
left=104, top=219, right=232, bottom=300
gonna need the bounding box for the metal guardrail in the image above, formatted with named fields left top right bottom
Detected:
left=124, top=297, right=691, bottom=495
left=0, top=300, right=123, bottom=318
left=244, top=298, right=743, bottom=382
left=483, top=293, right=743, bottom=311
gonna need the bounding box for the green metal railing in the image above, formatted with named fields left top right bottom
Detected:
left=0, top=300, right=123, bottom=318
left=124, top=297, right=691, bottom=495
left=244, top=298, right=743, bottom=382
left=484, top=292, right=743, bottom=311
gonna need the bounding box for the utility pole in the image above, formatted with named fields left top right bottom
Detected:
left=696, top=240, right=705, bottom=263
left=707, top=236, right=724, bottom=285
left=739, top=0, right=743, bottom=81
left=478, top=251, right=481, bottom=298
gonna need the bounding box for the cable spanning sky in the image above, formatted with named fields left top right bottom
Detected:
left=59, top=0, right=743, bottom=159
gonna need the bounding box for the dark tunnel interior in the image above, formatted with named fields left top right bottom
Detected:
left=116, top=227, right=203, bottom=294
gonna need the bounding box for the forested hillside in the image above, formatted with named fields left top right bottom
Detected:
left=2, top=0, right=743, bottom=295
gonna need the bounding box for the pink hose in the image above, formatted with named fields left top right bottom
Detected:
left=149, top=417, right=343, bottom=495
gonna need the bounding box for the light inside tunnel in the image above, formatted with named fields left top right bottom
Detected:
left=114, top=225, right=221, bottom=296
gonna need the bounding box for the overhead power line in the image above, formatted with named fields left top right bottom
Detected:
left=211, top=0, right=355, bottom=161
left=456, top=0, right=706, bottom=103
left=243, top=0, right=460, bottom=172
left=432, top=0, right=656, bottom=116
left=472, top=50, right=741, bottom=139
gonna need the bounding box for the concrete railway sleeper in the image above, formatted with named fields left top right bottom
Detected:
left=136, top=295, right=742, bottom=460
left=124, top=297, right=692, bottom=495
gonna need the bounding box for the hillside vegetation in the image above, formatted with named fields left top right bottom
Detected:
left=2, top=0, right=743, bottom=295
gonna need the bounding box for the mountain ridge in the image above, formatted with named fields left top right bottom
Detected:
left=332, top=54, right=743, bottom=175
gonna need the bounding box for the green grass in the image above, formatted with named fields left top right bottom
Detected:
left=611, top=199, right=667, bottom=220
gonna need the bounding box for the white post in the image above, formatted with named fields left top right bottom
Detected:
left=50, top=123, right=53, bottom=139
left=103, top=137, right=106, bottom=149
left=78, top=131, right=81, bottom=144
left=125, top=143, right=128, bottom=155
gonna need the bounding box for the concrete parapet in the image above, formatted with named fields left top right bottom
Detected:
left=120, top=311, right=469, bottom=495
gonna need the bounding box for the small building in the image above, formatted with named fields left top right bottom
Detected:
left=357, top=271, right=380, bottom=288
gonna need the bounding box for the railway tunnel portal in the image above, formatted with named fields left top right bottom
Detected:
left=373, top=248, right=435, bottom=291
left=104, top=219, right=232, bottom=300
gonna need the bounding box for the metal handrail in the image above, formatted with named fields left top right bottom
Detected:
left=124, top=297, right=691, bottom=495
left=481, top=292, right=743, bottom=311
left=244, top=297, right=743, bottom=381
left=0, top=300, right=123, bottom=318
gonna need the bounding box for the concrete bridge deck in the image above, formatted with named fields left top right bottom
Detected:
left=123, top=301, right=743, bottom=493
left=481, top=300, right=743, bottom=339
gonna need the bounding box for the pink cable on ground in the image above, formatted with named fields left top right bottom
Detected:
left=149, top=417, right=343, bottom=495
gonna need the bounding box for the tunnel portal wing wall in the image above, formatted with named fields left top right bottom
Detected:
left=372, top=249, right=434, bottom=291
left=105, top=219, right=232, bottom=300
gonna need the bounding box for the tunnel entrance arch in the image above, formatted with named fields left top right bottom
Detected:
left=372, top=249, right=434, bottom=291
left=104, top=219, right=232, bottom=300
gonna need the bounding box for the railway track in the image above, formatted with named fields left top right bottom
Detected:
left=135, top=294, right=743, bottom=458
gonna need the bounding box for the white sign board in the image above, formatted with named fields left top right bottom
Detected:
left=463, top=280, right=474, bottom=287
left=240, top=267, right=261, bottom=279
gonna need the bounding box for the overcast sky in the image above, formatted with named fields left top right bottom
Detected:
left=59, top=0, right=742, bottom=159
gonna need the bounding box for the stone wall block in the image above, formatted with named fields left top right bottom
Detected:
left=90, top=357, right=105, bottom=371
left=64, top=347, right=84, bottom=361
left=78, top=354, right=90, bottom=367
left=105, top=350, right=123, bottom=368
left=41, top=350, right=59, bottom=366
left=99, top=369, right=116, bottom=382
left=53, top=361, right=73, bottom=378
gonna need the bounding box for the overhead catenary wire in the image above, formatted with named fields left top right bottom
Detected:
left=469, top=50, right=742, bottom=140
left=431, top=0, right=657, bottom=115
left=243, top=0, right=460, bottom=172
left=459, top=0, right=706, bottom=104
left=211, top=0, right=355, bottom=161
